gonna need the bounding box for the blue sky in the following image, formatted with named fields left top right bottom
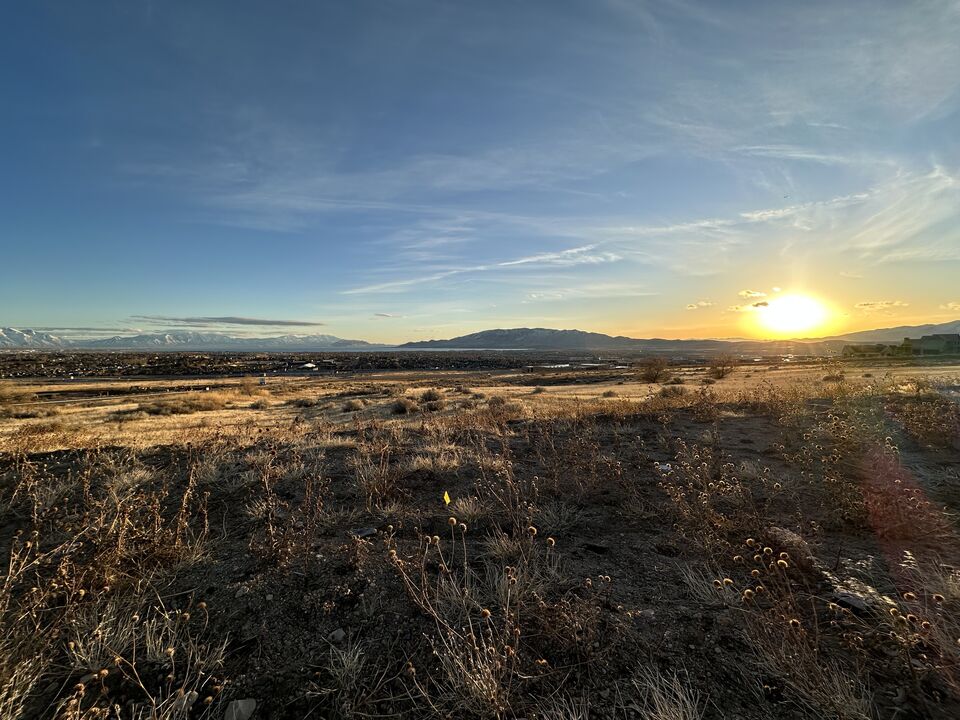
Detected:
left=2, top=0, right=959, bottom=341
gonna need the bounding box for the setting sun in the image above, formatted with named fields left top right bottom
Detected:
left=754, top=294, right=831, bottom=337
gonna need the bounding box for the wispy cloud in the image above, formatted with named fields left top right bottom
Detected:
left=131, top=315, right=325, bottom=327
left=685, top=300, right=714, bottom=310
left=738, top=290, right=766, bottom=299
left=853, top=301, right=909, bottom=313
left=940, top=302, right=960, bottom=312
left=727, top=301, right=768, bottom=313
left=343, top=245, right=622, bottom=295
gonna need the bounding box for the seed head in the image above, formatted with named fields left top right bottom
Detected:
left=547, top=537, right=555, bottom=547
left=165, top=647, right=175, bottom=657
left=480, top=608, right=491, bottom=619
left=779, top=552, right=789, bottom=560
left=197, top=601, right=207, bottom=610
left=527, top=526, right=538, bottom=536
left=432, top=535, right=440, bottom=545
left=751, top=569, right=760, bottom=578
left=723, top=578, right=733, bottom=586
left=733, top=555, right=743, bottom=563
left=763, top=547, right=773, bottom=555
left=448, top=517, right=457, bottom=526
left=743, top=589, right=755, bottom=601
left=777, top=559, right=789, bottom=570
left=903, top=592, right=917, bottom=602
left=789, top=619, right=801, bottom=629
left=933, top=594, right=945, bottom=603
left=746, top=538, right=756, bottom=547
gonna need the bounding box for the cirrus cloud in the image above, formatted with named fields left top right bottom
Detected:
left=853, top=301, right=909, bottom=313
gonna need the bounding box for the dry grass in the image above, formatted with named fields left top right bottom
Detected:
left=1, top=364, right=959, bottom=719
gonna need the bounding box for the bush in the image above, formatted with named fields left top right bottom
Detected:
left=639, top=357, right=669, bottom=383
left=392, top=398, right=418, bottom=415
left=420, top=388, right=443, bottom=402
left=139, top=393, right=228, bottom=416
left=422, top=399, right=446, bottom=412
left=532, top=386, right=546, bottom=394
left=659, top=385, right=686, bottom=398
left=287, top=397, right=320, bottom=408
left=343, top=399, right=364, bottom=412
left=602, top=390, right=618, bottom=398
left=708, top=354, right=736, bottom=379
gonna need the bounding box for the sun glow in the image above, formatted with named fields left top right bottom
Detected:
left=753, top=294, right=831, bottom=337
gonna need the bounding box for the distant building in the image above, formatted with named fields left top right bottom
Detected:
left=841, top=343, right=900, bottom=358
left=902, top=334, right=960, bottom=356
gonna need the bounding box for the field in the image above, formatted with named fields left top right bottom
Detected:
left=1, top=357, right=959, bottom=719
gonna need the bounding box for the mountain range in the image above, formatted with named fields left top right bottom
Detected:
left=1, top=320, right=958, bottom=353
left=0, top=328, right=380, bottom=351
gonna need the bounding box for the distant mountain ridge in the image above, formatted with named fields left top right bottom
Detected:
left=2, top=319, right=958, bottom=352
left=825, top=320, right=960, bottom=344
left=399, top=327, right=844, bottom=354
left=0, top=328, right=380, bottom=351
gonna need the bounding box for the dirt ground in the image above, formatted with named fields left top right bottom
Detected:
left=1, top=359, right=959, bottom=719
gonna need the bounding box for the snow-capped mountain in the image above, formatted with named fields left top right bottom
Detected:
left=0, top=328, right=69, bottom=348
left=0, top=328, right=382, bottom=350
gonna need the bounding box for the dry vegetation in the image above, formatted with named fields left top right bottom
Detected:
left=1, top=368, right=959, bottom=719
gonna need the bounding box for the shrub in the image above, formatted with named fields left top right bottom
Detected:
left=139, top=392, right=228, bottom=416
left=602, top=390, right=618, bottom=398
left=343, top=399, right=364, bottom=412
left=422, top=399, right=446, bottom=412
left=639, top=357, right=669, bottom=383
left=391, top=398, right=418, bottom=415
left=708, top=353, right=736, bottom=379
left=420, top=388, right=443, bottom=402
left=287, top=397, right=320, bottom=408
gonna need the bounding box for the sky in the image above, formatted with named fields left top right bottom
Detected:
left=2, top=0, right=959, bottom=343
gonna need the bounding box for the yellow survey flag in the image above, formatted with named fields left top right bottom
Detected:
left=443, top=490, right=451, bottom=505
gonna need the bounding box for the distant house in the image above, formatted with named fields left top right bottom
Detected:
left=842, top=343, right=899, bottom=358
left=902, top=334, right=960, bottom=356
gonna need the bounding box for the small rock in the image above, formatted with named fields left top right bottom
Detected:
left=224, top=698, right=257, bottom=720
left=265, top=594, right=273, bottom=601
left=351, top=527, right=377, bottom=538
left=234, top=586, right=250, bottom=599
left=765, top=526, right=818, bottom=572
left=329, top=628, right=346, bottom=643
left=832, top=590, right=871, bottom=614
